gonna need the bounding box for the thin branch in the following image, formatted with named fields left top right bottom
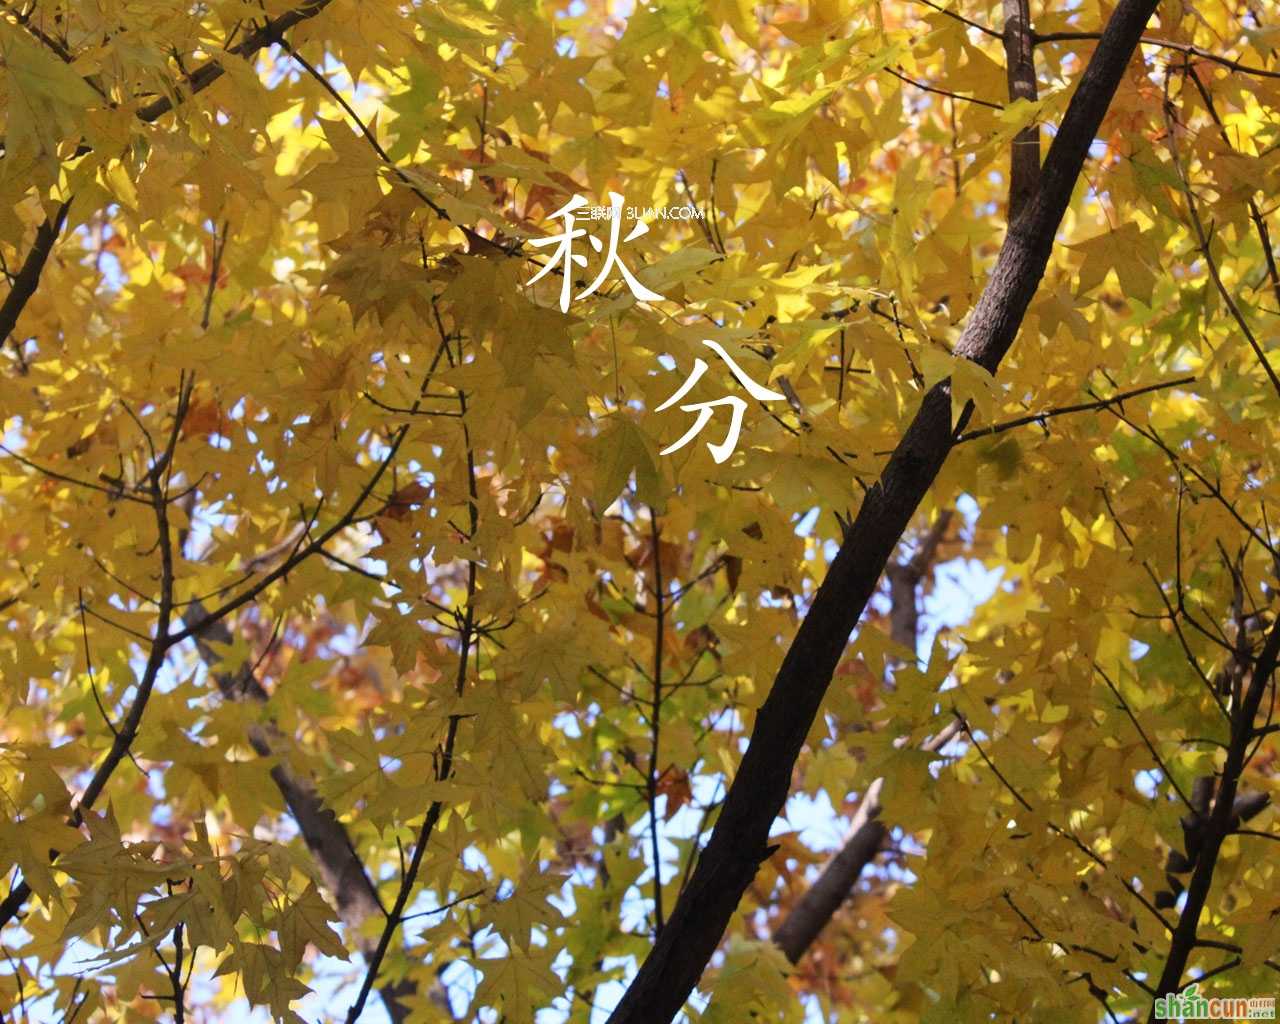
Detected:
left=1184, top=67, right=1280, bottom=315
left=1033, top=31, right=1280, bottom=80
left=200, top=220, right=228, bottom=330
left=167, top=426, right=409, bottom=646
left=955, top=710, right=1175, bottom=933
left=278, top=41, right=449, bottom=219
left=648, top=509, right=666, bottom=937
left=1162, top=67, right=1280, bottom=398
left=1234, top=828, right=1279, bottom=842
left=885, top=66, right=1004, bottom=109
left=344, top=319, right=479, bottom=1023
left=0, top=442, right=153, bottom=506
left=400, top=888, right=486, bottom=922
left=955, top=712, right=1032, bottom=811
left=1103, top=404, right=1280, bottom=562
left=317, top=547, right=385, bottom=582
left=1094, top=662, right=1195, bottom=813
left=79, top=600, right=154, bottom=643
left=954, top=376, right=1195, bottom=443
left=907, top=0, right=1002, bottom=39
left=78, top=589, right=122, bottom=741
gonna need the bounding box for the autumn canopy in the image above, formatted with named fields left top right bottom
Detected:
left=1, top=0, right=1279, bottom=1021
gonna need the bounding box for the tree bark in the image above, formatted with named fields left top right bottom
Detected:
left=1149, top=618, right=1280, bottom=1019
left=774, top=513, right=953, bottom=962
left=772, top=719, right=959, bottom=963
left=773, top=0, right=1041, bottom=962
left=773, top=786, right=886, bottom=965
left=186, top=608, right=419, bottom=1024
left=1002, top=0, right=1041, bottom=221
left=605, top=0, right=1160, bottom=1017
left=0, top=202, right=69, bottom=353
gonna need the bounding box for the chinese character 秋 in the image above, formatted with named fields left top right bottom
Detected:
left=657, top=340, right=785, bottom=464
left=527, top=192, right=666, bottom=313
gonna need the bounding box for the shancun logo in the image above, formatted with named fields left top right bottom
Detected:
left=528, top=193, right=783, bottom=464
left=1153, top=984, right=1275, bottom=1020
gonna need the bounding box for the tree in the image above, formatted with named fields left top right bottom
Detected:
left=0, top=0, right=1277, bottom=1022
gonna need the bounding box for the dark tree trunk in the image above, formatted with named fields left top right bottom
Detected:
left=606, top=0, right=1161, bottom=1017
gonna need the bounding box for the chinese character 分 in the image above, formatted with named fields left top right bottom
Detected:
left=527, top=192, right=666, bottom=313
left=658, top=340, right=785, bottom=464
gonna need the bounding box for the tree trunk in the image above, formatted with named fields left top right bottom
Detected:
left=185, top=607, right=419, bottom=1023
left=605, top=0, right=1160, bottom=1017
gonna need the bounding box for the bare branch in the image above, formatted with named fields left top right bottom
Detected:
left=955, top=377, right=1196, bottom=444
left=1034, top=32, right=1280, bottom=81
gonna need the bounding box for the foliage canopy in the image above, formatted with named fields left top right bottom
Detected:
left=1, top=0, right=1279, bottom=1021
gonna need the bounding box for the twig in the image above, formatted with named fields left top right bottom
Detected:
left=954, top=376, right=1195, bottom=443
left=907, top=0, right=1002, bottom=39
left=344, top=315, right=479, bottom=1023
left=1184, top=67, right=1280, bottom=314
left=1161, top=66, right=1280, bottom=398
left=648, top=509, right=666, bottom=937
left=201, top=220, right=229, bottom=330
left=954, top=710, right=1176, bottom=933
left=278, top=41, right=449, bottom=219
left=400, top=888, right=486, bottom=922
left=885, top=66, right=1004, bottom=109
left=1033, top=31, right=1280, bottom=80
left=1094, top=662, right=1195, bottom=813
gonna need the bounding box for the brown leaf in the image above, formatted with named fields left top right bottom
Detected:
left=656, top=768, right=692, bottom=821
left=181, top=399, right=224, bottom=439
left=382, top=482, right=431, bottom=520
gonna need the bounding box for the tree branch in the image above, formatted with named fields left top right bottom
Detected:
left=0, top=0, right=336, bottom=380
left=886, top=511, right=953, bottom=656
left=1002, top=0, right=1041, bottom=221
left=344, top=319, right=479, bottom=1024
left=1149, top=614, right=1280, bottom=1016
left=953, top=375, right=1196, bottom=443
left=184, top=605, right=416, bottom=1023
left=884, top=66, right=1003, bottom=109
left=0, top=375, right=193, bottom=928
left=134, top=0, right=338, bottom=124
left=1033, top=32, right=1280, bottom=81
left=907, top=0, right=1002, bottom=40
left=648, top=510, right=667, bottom=937
left=1160, top=69, right=1280, bottom=399
left=1183, top=66, right=1280, bottom=316
left=0, top=201, right=69, bottom=357
left=772, top=717, right=961, bottom=963
left=604, top=0, right=1161, bottom=1015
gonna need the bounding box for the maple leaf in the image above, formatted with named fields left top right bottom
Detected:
left=590, top=415, right=661, bottom=511
left=278, top=882, right=348, bottom=963
left=473, top=947, right=563, bottom=1021
left=487, top=863, right=568, bottom=951
left=0, top=19, right=98, bottom=165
